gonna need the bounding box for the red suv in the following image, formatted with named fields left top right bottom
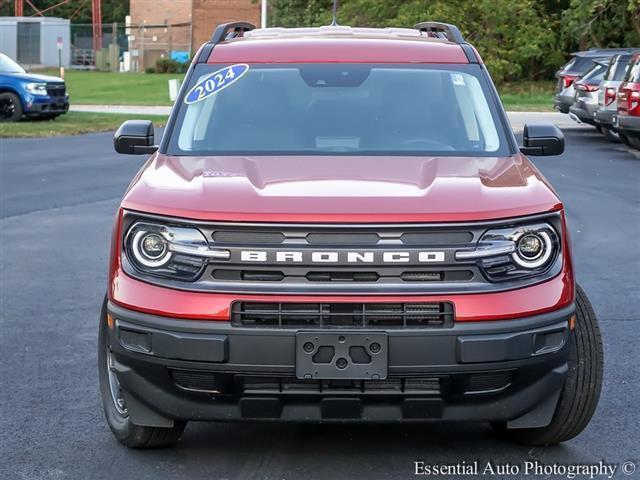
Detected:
left=615, top=52, right=640, bottom=149
left=102, top=22, right=603, bottom=448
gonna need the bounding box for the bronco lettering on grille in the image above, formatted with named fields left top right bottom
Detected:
left=239, top=250, right=446, bottom=263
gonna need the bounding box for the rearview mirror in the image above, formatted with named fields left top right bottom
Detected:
left=114, top=120, right=158, bottom=155
left=520, top=123, right=564, bottom=156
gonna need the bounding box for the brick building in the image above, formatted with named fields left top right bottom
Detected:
left=128, top=0, right=261, bottom=70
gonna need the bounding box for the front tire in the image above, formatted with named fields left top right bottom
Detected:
left=493, top=285, right=603, bottom=445
left=99, top=298, right=186, bottom=448
left=0, top=92, right=23, bottom=122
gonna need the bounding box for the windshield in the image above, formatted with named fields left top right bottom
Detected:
left=561, top=56, right=596, bottom=75
left=168, top=63, right=508, bottom=157
left=0, top=54, right=25, bottom=74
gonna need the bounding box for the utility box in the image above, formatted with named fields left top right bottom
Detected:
left=0, top=17, right=71, bottom=67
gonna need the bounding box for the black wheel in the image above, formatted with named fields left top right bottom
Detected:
left=600, top=127, right=620, bottom=143
left=626, top=135, right=640, bottom=150
left=619, top=133, right=632, bottom=147
left=0, top=92, right=23, bottom=122
left=99, top=298, right=186, bottom=448
left=492, top=285, right=603, bottom=445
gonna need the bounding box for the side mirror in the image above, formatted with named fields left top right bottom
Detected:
left=114, top=120, right=158, bottom=155
left=519, top=123, right=564, bottom=156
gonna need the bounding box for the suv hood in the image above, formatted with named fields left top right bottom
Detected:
left=122, top=154, right=561, bottom=222
left=5, top=73, right=64, bottom=83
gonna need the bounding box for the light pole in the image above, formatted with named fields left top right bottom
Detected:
left=261, top=0, right=267, bottom=28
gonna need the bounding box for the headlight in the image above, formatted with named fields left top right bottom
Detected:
left=25, top=82, right=48, bottom=95
left=456, top=222, right=560, bottom=282
left=124, top=222, right=229, bottom=281
left=514, top=231, right=553, bottom=268
left=130, top=230, right=171, bottom=267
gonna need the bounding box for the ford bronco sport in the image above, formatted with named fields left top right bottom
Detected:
left=101, top=22, right=603, bottom=448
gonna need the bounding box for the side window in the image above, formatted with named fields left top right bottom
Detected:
left=632, top=58, right=640, bottom=82
left=604, top=56, right=617, bottom=81
left=623, top=57, right=640, bottom=82
left=613, top=57, right=630, bottom=81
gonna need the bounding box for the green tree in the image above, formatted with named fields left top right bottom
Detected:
left=391, top=0, right=559, bottom=82
left=269, top=0, right=640, bottom=83
left=271, top=0, right=558, bottom=82
left=561, top=0, right=640, bottom=49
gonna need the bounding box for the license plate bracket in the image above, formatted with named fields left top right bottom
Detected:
left=296, top=331, right=388, bottom=380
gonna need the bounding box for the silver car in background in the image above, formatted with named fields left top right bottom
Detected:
left=554, top=48, right=631, bottom=114
left=594, top=51, right=638, bottom=142
left=569, top=62, right=607, bottom=127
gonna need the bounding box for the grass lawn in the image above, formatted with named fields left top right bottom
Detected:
left=0, top=112, right=167, bottom=138
left=37, top=69, right=180, bottom=106
left=498, top=81, right=555, bottom=111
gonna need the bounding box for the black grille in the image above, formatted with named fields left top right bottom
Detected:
left=171, top=369, right=221, bottom=392
left=306, top=271, right=380, bottom=282
left=465, top=370, right=514, bottom=393
left=212, top=230, right=285, bottom=244
left=46, top=83, right=66, bottom=97
left=231, top=302, right=454, bottom=328
left=211, top=228, right=472, bottom=246
left=241, top=376, right=441, bottom=395
left=212, top=269, right=473, bottom=283
left=124, top=213, right=569, bottom=295
left=400, top=231, right=473, bottom=244
left=306, top=233, right=380, bottom=245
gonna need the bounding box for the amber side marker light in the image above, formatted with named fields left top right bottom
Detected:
left=569, top=315, right=576, bottom=331
left=107, top=313, right=115, bottom=330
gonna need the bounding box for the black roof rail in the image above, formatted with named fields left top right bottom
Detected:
left=414, top=21, right=479, bottom=63
left=210, top=21, right=256, bottom=44
left=414, top=22, right=465, bottom=44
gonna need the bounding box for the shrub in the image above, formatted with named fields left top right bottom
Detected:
left=155, top=58, right=187, bottom=74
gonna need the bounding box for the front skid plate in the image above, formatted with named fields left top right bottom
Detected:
left=296, top=331, right=388, bottom=380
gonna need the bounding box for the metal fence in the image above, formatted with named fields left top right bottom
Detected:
left=126, top=22, right=191, bottom=72
left=68, top=22, right=191, bottom=71
left=4, top=20, right=192, bottom=71
left=70, top=23, right=127, bottom=67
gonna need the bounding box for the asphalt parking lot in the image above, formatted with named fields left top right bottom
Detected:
left=1, top=122, right=639, bottom=479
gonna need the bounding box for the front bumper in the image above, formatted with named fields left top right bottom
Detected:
left=25, top=95, right=69, bottom=115
left=107, top=301, right=573, bottom=425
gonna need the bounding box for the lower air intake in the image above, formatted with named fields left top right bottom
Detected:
left=231, top=302, right=454, bottom=328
